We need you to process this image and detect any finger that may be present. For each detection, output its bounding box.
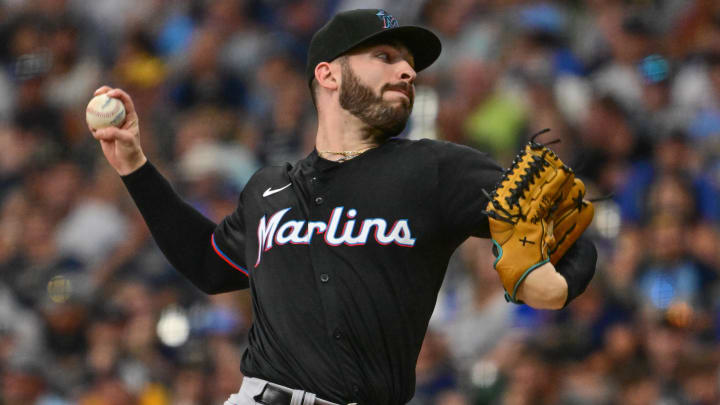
[92,127,118,141]
[86,119,100,134]
[94,86,113,96]
[105,88,137,117]
[93,127,134,143]
[99,139,114,148]
[122,117,139,131]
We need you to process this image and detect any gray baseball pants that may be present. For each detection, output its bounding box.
[223,377,353,405]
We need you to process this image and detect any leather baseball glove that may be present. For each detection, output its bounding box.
[483,130,575,303]
[547,177,595,265]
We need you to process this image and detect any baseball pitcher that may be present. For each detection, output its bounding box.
[89,9,597,405]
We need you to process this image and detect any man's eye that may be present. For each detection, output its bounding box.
[376,52,389,60]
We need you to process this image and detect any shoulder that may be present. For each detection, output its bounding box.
[243,164,291,194]
[381,138,485,157]
[389,138,499,169]
[392,138,492,156]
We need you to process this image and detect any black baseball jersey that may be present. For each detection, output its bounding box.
[211,138,504,404]
[123,137,595,404]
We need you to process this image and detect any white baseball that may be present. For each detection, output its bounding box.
[86,94,126,130]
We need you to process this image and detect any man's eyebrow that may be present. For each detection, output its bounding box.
[381,43,415,67]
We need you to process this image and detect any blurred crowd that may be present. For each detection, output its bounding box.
[0,0,719,404]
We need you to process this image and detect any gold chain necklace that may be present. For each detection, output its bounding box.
[318,146,375,162]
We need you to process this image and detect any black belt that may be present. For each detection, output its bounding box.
[256,383,341,405]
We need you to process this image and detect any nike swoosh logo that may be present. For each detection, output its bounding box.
[262,183,292,198]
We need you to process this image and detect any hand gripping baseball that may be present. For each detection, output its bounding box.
[88,86,146,176]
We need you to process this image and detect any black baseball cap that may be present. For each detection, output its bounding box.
[306,9,441,84]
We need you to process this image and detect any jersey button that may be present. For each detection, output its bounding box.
[333,329,342,340]
[320,273,330,283]
[314,196,324,205]
[311,176,319,184]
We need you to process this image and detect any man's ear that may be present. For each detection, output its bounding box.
[315,62,339,91]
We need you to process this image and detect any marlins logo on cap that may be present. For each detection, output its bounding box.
[376,10,399,29]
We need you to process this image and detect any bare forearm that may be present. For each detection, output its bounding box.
[517,237,597,309]
[517,262,567,309]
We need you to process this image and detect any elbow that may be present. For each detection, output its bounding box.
[180,277,222,295]
[197,276,250,295]
[198,284,224,295]
[196,280,242,295]
[188,250,250,294]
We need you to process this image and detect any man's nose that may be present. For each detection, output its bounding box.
[398,60,416,84]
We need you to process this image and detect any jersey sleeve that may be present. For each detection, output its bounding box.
[556,235,597,307]
[434,141,504,239]
[211,192,250,277]
[121,161,249,293]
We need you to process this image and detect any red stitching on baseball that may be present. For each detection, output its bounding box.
[87,101,122,119]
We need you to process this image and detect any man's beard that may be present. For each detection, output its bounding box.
[338,60,413,140]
